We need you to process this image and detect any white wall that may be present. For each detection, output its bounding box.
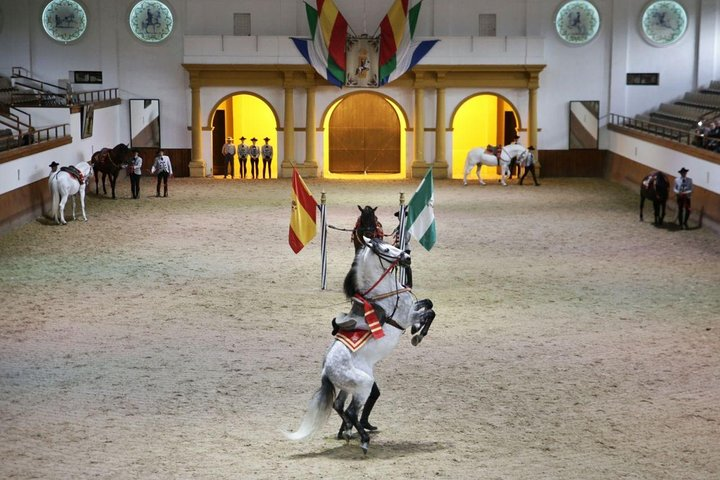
[1,0,719,182]
[0,105,120,196]
[609,130,720,194]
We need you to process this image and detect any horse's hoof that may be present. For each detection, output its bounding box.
[360,441,369,454]
[342,429,352,442]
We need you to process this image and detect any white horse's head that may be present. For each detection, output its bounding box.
[362,237,411,268]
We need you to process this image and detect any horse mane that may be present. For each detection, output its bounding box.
[343,258,359,298]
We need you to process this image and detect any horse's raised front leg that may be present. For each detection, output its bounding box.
[102,173,108,195]
[500,164,508,186]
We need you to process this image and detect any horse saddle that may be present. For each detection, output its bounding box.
[60,166,84,184]
[331,301,388,335]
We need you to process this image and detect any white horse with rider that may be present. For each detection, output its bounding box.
[463,142,530,186]
[284,238,435,454]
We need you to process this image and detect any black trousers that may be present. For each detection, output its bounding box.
[224,154,234,178]
[520,165,539,185]
[130,173,141,198]
[262,158,272,178]
[250,158,259,178]
[156,171,169,196]
[239,157,247,178]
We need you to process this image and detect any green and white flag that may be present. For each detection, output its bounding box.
[405,169,436,251]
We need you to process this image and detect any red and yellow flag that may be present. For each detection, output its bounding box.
[289,168,318,253]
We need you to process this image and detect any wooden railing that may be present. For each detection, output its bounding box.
[9,88,119,107]
[0,124,69,152]
[609,113,694,145]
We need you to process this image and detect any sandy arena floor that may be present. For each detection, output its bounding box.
[0,175,719,479]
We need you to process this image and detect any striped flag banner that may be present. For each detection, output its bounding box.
[405,169,436,251]
[289,168,318,254]
[378,0,438,85]
[291,0,348,87]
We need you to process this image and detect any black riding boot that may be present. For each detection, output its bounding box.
[164,185,168,197]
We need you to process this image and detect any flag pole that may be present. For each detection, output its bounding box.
[319,191,328,290]
[397,191,407,285]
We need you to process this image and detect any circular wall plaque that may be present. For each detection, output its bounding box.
[129,0,174,43]
[640,1,687,47]
[42,0,87,43]
[555,0,601,46]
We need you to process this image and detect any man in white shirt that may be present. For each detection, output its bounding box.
[673,167,693,229]
[151,150,173,197]
[238,136,248,179]
[261,137,273,179]
[221,137,236,179]
[129,149,143,199]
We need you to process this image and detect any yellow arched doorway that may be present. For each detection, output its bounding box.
[451,94,519,180]
[211,93,278,179]
[322,93,407,179]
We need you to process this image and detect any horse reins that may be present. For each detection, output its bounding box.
[357,245,412,331]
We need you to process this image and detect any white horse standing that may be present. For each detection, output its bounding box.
[49,161,94,225]
[463,143,530,186]
[284,238,435,454]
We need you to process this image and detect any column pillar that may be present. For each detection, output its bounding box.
[412,86,425,178]
[280,86,295,178]
[433,87,448,178]
[188,74,206,177]
[302,86,318,177]
[528,85,539,175]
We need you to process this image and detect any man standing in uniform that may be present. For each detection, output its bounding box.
[221,136,236,179]
[261,137,273,179]
[674,167,693,229]
[249,137,260,179]
[238,136,248,179]
[151,149,173,197]
[519,146,540,186]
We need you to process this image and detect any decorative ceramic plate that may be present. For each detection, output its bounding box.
[42,0,87,43]
[555,0,601,46]
[640,0,687,46]
[129,0,174,43]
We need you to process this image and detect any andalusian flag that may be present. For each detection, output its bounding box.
[289,168,318,253]
[378,0,438,85]
[405,169,436,251]
[291,0,348,87]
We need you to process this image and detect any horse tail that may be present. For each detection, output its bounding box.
[283,375,335,441]
[50,174,60,220]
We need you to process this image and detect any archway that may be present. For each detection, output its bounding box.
[451,94,520,180]
[322,92,407,179]
[210,93,278,179]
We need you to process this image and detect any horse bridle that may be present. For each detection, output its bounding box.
[357,241,412,331]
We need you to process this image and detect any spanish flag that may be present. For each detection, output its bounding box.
[289,168,318,253]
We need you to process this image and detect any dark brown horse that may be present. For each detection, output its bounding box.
[640,171,669,226]
[92,144,132,199]
[351,205,385,251]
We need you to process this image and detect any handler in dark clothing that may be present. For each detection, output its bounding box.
[519,146,540,186]
[674,167,693,229]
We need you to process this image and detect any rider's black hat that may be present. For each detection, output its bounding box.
[49,161,59,168]
[678,167,689,174]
